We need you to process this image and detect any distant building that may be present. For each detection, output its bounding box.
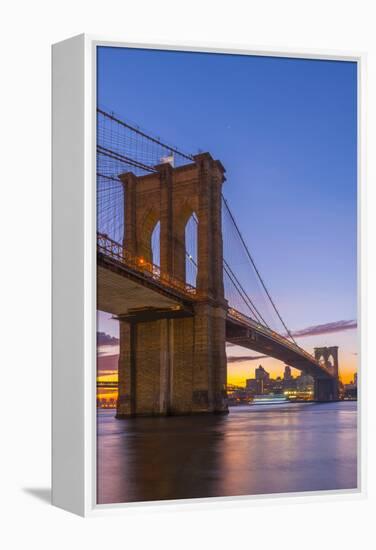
[343,373,357,400]
[270,376,283,394]
[255,365,269,381]
[297,372,314,392]
[284,365,292,380]
[283,377,297,391]
[245,364,312,397]
[245,378,259,393]
[282,366,297,391]
[246,365,269,395]
[255,365,270,394]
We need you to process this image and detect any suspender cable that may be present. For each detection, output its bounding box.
[97,107,297,345]
[223,259,270,327]
[222,195,297,345]
[98,109,194,162]
[190,214,267,326]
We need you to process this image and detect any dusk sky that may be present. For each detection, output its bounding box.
[97,47,357,386]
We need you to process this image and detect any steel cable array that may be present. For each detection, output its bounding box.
[97,107,295,342]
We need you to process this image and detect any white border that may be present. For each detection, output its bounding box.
[52,34,366,517]
[52,35,87,516]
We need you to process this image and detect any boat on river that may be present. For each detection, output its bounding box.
[251,394,290,405]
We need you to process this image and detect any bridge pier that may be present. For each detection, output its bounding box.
[313,346,340,402]
[116,152,228,417]
[116,304,228,417]
[314,377,339,402]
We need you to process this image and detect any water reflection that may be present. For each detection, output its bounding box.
[97,401,357,504]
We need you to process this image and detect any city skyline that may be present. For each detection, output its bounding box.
[97,47,357,386]
[96,316,357,398]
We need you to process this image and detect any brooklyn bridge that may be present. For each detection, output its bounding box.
[96,108,339,417]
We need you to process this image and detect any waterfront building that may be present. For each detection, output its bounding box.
[284,365,292,380]
[297,372,314,392]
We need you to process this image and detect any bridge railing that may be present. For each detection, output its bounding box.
[97,233,198,299]
[227,307,329,372]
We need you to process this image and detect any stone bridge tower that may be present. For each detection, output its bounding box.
[313,346,339,401]
[116,153,228,417]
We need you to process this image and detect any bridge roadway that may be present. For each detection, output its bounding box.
[97,235,333,382]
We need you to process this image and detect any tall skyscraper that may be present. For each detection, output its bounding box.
[255,365,269,381]
[284,365,292,380]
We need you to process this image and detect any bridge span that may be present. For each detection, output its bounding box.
[98,232,338,414]
[96,109,339,416]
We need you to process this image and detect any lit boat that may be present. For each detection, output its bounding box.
[251,394,289,405]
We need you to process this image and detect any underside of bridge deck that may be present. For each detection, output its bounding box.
[226,319,326,378]
[97,255,190,315]
[226,318,339,401]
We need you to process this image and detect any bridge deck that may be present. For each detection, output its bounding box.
[97,237,333,381]
[226,311,331,379]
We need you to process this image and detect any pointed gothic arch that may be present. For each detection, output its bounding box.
[151,220,161,267]
[185,212,198,287]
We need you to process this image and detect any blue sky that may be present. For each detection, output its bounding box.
[97,47,357,382]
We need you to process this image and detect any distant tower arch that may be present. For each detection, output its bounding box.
[313,346,339,401]
[314,346,339,378]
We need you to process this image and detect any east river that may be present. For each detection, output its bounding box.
[97,401,357,504]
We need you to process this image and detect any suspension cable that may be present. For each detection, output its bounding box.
[223,259,270,327]
[97,108,296,344]
[97,145,156,173]
[190,214,268,326]
[98,108,194,162]
[222,196,297,345]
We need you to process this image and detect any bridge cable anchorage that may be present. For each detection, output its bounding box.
[221,195,298,346]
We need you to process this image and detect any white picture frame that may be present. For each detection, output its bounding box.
[52,34,366,517]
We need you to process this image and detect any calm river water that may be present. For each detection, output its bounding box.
[97,401,357,504]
